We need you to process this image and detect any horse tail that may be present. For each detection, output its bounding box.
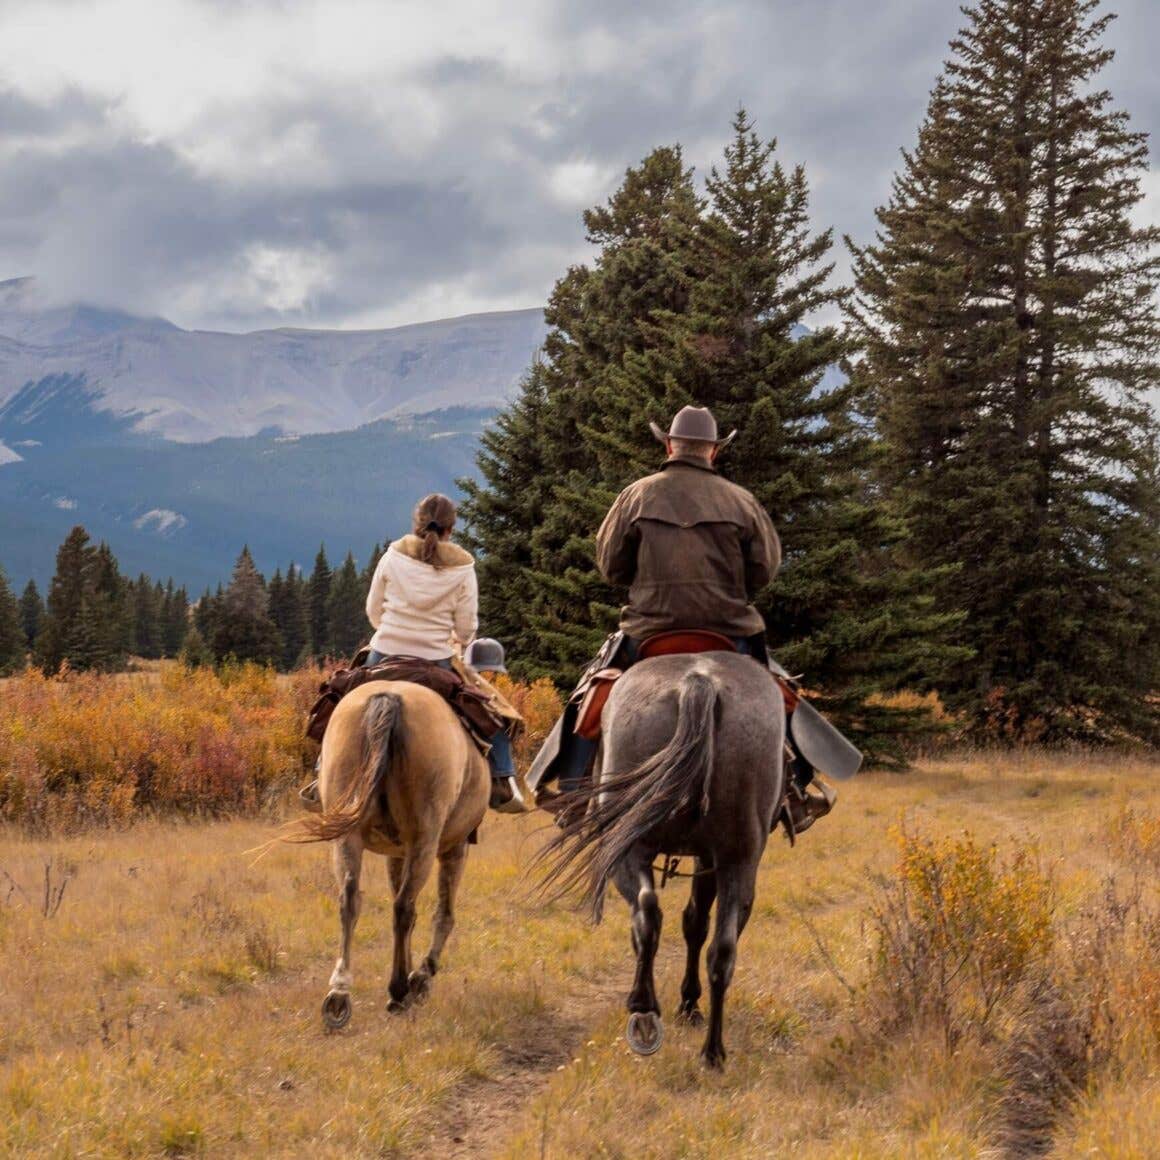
[537,669,718,919]
[283,691,406,845]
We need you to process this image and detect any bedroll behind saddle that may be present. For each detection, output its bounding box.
[306,651,506,753]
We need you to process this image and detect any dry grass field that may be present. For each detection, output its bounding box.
[2,745,1158,1158]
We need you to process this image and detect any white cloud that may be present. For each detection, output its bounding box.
[0,0,1155,332]
[546,159,619,208]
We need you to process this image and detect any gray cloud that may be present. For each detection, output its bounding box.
[0,0,1155,332]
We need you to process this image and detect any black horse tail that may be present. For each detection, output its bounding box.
[537,670,718,920]
[284,691,406,845]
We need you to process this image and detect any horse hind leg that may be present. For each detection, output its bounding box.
[615,849,664,1056]
[412,841,468,997]
[322,837,363,1030]
[387,841,438,1012]
[701,861,757,1069]
[676,860,716,1026]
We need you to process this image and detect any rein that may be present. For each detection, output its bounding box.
[653,855,714,888]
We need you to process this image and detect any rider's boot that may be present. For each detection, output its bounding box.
[487,727,527,814]
[780,736,835,837]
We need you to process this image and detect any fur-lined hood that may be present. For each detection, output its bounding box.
[390,534,475,569]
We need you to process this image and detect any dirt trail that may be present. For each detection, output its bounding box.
[423,982,621,1159]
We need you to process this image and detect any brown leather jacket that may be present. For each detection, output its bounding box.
[595,455,781,639]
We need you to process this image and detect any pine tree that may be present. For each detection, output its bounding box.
[459,361,563,673]
[848,0,1160,742]
[326,552,366,660]
[462,146,703,682]
[360,544,383,593]
[18,580,44,650]
[36,526,96,672]
[0,567,23,674]
[129,574,163,659]
[211,546,281,666]
[179,624,213,668]
[307,545,332,659]
[268,565,310,670]
[88,542,130,671]
[160,580,190,657]
[193,585,223,646]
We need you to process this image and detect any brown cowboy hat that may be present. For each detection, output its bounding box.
[649,405,737,449]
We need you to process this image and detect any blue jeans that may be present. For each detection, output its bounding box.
[366,650,513,779]
[557,635,756,790]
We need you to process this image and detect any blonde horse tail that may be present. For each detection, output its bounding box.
[284,691,406,845]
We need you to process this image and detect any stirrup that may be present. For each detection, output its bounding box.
[778,778,835,842]
[490,776,528,814]
[298,779,322,813]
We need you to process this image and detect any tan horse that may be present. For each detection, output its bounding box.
[285,680,489,1029]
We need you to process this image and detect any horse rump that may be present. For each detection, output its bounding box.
[285,690,406,845]
[535,669,718,918]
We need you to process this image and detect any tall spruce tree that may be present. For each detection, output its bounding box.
[269,564,310,670]
[462,146,703,680]
[326,552,366,659]
[19,579,44,650]
[129,574,163,659]
[160,580,190,657]
[848,0,1160,742]
[360,544,383,593]
[459,360,562,668]
[0,568,23,674]
[581,111,964,747]
[307,545,333,658]
[211,547,281,666]
[464,116,960,751]
[36,526,96,672]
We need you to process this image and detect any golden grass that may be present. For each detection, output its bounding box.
[1,750,1157,1157]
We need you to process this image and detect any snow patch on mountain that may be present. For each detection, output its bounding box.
[134,509,188,535]
[0,279,547,443]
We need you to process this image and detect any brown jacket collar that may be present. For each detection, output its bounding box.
[392,534,474,568]
[661,454,718,474]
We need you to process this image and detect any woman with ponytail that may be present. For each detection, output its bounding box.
[363,493,523,812]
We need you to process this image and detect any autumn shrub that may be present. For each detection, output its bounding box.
[0,662,558,830]
[0,662,322,831]
[866,823,1056,1047]
[490,674,563,771]
[1106,804,1160,870]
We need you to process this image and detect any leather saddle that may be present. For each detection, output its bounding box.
[574,630,738,741]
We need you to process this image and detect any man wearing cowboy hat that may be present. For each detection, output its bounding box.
[528,404,842,834]
[597,406,777,643]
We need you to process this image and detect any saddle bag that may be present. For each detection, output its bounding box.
[305,654,506,753]
[574,669,623,741]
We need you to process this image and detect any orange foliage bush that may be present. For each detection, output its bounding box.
[0,663,560,829]
[490,674,563,771]
[0,662,322,831]
[868,823,1055,1045]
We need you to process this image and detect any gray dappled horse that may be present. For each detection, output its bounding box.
[538,650,785,1068]
[284,681,490,1030]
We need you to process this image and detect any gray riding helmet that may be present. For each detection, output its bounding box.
[465,637,507,673]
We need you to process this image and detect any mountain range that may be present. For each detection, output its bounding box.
[0,280,546,590]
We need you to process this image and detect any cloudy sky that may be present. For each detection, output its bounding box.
[1,0,1157,333]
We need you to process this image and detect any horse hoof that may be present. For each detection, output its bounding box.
[676,1004,704,1027]
[625,1012,664,1056]
[700,1048,726,1070]
[321,990,352,1031]
[407,970,431,1003]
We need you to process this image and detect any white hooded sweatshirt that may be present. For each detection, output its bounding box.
[365,535,478,660]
